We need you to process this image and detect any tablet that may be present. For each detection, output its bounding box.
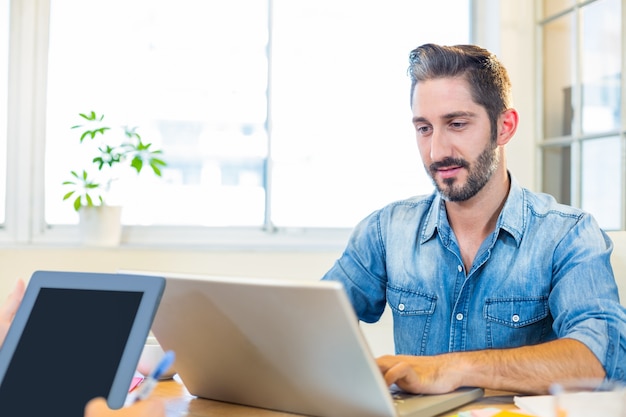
[0,271,165,417]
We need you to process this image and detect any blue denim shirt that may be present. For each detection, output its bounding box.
[322,176,626,382]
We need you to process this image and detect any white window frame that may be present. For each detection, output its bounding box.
[3,0,49,245]
[535,0,626,232]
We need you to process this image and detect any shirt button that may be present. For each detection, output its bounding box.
[456,313,464,321]
[512,314,520,323]
[457,265,463,272]
[398,303,405,311]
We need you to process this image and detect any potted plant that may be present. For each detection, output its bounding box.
[62,111,166,246]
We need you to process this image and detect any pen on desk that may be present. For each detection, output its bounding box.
[133,350,176,403]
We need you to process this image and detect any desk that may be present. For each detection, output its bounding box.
[153,377,522,417]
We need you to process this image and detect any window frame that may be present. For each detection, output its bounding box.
[535,0,626,231]
[3,0,50,245]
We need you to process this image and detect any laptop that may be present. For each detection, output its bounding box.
[144,272,483,417]
[0,271,165,417]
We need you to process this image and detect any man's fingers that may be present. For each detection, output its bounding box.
[383,361,414,386]
[377,356,423,392]
[0,279,25,321]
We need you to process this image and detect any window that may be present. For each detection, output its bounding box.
[45,0,270,227]
[44,1,469,229]
[538,0,625,230]
[7,1,471,246]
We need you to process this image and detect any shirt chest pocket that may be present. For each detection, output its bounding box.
[483,297,553,348]
[387,287,437,316]
[387,287,437,355]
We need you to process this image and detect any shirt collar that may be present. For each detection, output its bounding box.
[420,173,525,247]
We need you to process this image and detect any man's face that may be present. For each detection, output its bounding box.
[411,77,499,202]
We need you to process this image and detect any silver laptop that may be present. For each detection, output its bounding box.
[147,272,483,417]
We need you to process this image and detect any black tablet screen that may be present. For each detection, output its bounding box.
[0,288,142,417]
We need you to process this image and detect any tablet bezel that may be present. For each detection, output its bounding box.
[0,270,165,409]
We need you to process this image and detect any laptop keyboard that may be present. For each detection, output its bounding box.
[390,388,424,403]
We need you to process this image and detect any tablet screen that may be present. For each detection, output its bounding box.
[0,271,164,417]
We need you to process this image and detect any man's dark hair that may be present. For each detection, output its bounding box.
[408,44,513,139]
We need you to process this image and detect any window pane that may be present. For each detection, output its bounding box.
[542,145,572,205]
[543,13,575,138]
[581,137,622,230]
[580,0,621,135]
[0,0,8,224]
[270,0,469,227]
[45,0,269,226]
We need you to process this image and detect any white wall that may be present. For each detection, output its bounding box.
[0,248,341,296]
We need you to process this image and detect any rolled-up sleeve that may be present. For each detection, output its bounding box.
[550,215,626,382]
[322,210,388,323]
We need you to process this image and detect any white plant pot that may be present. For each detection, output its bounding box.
[78,206,122,247]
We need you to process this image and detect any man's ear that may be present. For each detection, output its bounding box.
[497,108,519,146]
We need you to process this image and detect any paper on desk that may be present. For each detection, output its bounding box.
[513,395,555,417]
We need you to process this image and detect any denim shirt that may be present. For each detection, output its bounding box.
[322,176,626,382]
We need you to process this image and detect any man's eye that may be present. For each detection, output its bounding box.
[416,126,431,135]
[450,122,466,129]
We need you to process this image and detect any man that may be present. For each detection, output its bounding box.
[322,43,626,395]
[0,279,166,417]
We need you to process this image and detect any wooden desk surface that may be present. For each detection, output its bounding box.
[152,377,521,417]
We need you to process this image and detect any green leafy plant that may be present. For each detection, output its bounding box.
[63,111,167,211]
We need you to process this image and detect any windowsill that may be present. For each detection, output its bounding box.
[0,225,353,252]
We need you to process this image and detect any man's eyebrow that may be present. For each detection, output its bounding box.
[412,111,477,125]
[412,116,429,124]
[441,111,477,120]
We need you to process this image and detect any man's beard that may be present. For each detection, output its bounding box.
[427,140,499,202]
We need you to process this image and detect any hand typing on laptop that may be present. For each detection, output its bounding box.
[375,339,597,395]
[0,278,166,417]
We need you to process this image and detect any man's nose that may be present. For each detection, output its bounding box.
[429,129,452,162]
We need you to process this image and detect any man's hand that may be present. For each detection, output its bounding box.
[0,279,26,348]
[376,354,463,394]
[376,339,606,395]
[84,398,166,417]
